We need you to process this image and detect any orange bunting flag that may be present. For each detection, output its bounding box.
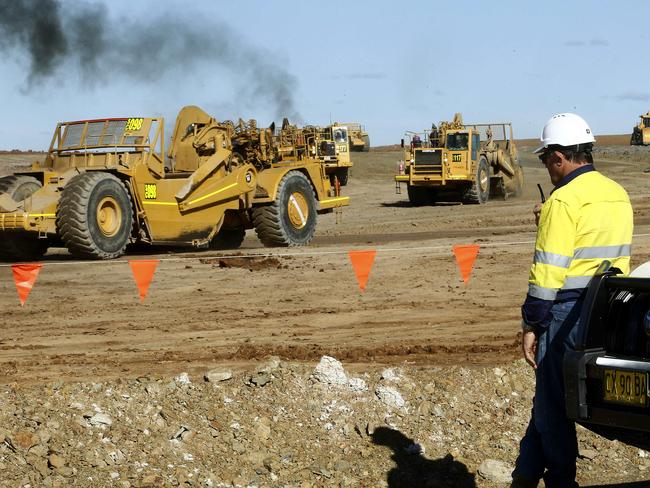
[12,263,43,306]
[129,260,159,302]
[452,244,480,284]
[348,250,377,293]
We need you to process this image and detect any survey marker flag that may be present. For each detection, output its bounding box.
[12,263,42,306]
[129,260,159,302]
[348,250,376,293]
[452,244,480,284]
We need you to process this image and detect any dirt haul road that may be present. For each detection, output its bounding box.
[2,144,650,386]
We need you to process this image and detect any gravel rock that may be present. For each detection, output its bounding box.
[580,448,598,460]
[257,356,282,373]
[48,453,66,469]
[375,385,405,409]
[312,356,348,385]
[174,372,191,385]
[380,368,401,382]
[255,418,271,441]
[348,377,368,392]
[432,403,445,418]
[478,459,513,482]
[89,413,113,427]
[204,370,233,383]
[250,373,271,387]
[11,431,38,450]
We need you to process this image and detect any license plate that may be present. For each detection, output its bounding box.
[603,369,648,407]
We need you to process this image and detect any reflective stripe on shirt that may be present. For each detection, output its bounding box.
[573,244,631,260]
[534,250,572,268]
[561,276,594,290]
[528,284,558,300]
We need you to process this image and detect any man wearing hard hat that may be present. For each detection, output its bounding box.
[511,114,633,488]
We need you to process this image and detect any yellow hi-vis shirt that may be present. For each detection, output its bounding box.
[528,168,633,302]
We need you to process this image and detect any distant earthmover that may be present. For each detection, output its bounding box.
[630,111,650,146]
[300,123,354,186]
[394,113,524,205]
[0,106,349,261]
[339,123,370,152]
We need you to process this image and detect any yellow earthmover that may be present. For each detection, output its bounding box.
[0,106,349,261]
[341,123,370,152]
[631,111,650,145]
[395,114,524,205]
[299,123,354,186]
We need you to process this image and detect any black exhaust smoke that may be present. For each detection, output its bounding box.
[0,0,300,121]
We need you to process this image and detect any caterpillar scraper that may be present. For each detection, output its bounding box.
[630,111,650,146]
[394,113,524,205]
[298,123,353,186]
[0,106,349,261]
[341,123,370,152]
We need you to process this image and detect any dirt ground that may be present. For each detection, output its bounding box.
[2,143,650,487]
[2,144,650,385]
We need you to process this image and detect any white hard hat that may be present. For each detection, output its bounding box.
[533,113,596,154]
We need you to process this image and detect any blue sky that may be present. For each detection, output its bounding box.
[0,0,649,149]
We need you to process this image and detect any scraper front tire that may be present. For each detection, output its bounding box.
[252,171,316,247]
[463,157,490,204]
[57,172,133,259]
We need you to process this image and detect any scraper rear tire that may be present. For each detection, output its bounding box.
[252,171,316,247]
[362,135,370,152]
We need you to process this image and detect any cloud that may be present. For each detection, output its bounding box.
[329,72,386,81]
[564,38,610,47]
[346,72,386,80]
[611,92,650,102]
[590,38,609,46]
[564,40,585,47]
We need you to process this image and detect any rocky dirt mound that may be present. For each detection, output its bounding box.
[1,357,647,487]
[594,145,650,164]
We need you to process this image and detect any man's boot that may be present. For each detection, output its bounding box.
[510,474,538,488]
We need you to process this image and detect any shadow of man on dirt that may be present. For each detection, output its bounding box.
[372,426,476,487]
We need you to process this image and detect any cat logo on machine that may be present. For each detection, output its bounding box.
[452,153,462,163]
[144,183,157,200]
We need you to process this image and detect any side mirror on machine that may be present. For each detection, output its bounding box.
[401,138,404,148]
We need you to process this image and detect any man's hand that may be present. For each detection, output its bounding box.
[533,203,543,227]
[522,330,538,369]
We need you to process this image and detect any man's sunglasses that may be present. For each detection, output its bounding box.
[538,150,555,164]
